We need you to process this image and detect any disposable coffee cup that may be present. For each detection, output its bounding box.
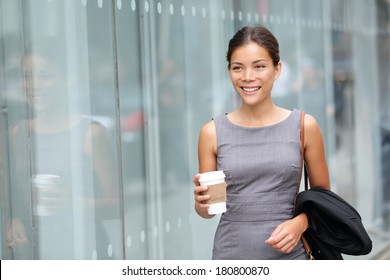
[198,171,227,215]
[32,174,61,216]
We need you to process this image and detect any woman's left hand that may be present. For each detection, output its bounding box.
[265,213,308,254]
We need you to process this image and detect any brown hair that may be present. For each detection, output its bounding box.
[226,25,280,68]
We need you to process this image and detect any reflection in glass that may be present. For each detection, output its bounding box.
[8,37,120,259]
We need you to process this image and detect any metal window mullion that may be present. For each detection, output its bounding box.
[110,0,126,260]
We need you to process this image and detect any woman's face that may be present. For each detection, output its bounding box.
[229,42,281,106]
[24,54,60,112]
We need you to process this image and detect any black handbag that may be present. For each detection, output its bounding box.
[295,111,372,260]
[300,223,343,260]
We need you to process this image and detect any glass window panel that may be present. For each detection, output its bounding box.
[154,0,192,259]
[0,0,32,260]
[84,0,124,260]
[377,0,390,232]
[2,0,123,259]
[115,0,148,259]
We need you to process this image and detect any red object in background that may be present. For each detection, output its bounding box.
[123,111,144,131]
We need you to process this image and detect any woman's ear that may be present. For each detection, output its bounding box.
[273,61,282,81]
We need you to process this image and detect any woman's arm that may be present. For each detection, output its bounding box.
[266,114,331,253]
[194,120,218,219]
[84,122,119,218]
[303,114,331,190]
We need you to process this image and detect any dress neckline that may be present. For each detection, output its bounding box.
[223,108,297,130]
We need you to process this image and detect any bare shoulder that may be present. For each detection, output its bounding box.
[86,121,108,137]
[199,119,216,138]
[198,119,217,158]
[303,113,324,148]
[304,113,321,134]
[84,120,111,155]
[302,113,330,189]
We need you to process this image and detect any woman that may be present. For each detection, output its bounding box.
[7,38,119,259]
[193,25,331,260]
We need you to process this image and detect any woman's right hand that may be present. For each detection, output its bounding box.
[193,173,214,218]
[7,218,28,248]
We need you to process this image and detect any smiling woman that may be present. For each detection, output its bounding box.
[23,39,67,117]
[228,42,281,108]
[193,25,331,260]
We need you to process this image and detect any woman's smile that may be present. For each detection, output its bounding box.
[241,86,261,95]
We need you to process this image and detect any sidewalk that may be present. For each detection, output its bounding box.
[343,226,390,260]
[374,245,390,259]
[368,227,390,260]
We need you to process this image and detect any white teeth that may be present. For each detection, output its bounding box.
[243,87,259,92]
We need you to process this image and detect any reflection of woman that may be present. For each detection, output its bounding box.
[193,25,331,260]
[8,38,119,259]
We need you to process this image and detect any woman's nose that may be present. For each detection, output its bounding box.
[32,73,54,89]
[243,69,255,81]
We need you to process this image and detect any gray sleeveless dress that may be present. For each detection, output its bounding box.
[11,118,112,259]
[212,109,308,260]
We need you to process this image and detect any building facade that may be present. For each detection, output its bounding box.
[0,0,389,259]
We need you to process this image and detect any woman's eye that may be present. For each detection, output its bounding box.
[255,65,265,69]
[232,66,242,71]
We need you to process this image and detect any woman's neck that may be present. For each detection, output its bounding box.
[231,103,290,127]
[31,112,81,133]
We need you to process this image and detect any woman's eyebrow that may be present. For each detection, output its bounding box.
[252,59,267,64]
[231,59,267,65]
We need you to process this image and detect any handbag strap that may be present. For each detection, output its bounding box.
[295,110,307,203]
[301,111,309,190]
[296,110,314,259]
[300,111,310,190]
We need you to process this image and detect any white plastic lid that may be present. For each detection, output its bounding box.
[198,170,225,184]
[32,174,60,185]
[207,202,227,215]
